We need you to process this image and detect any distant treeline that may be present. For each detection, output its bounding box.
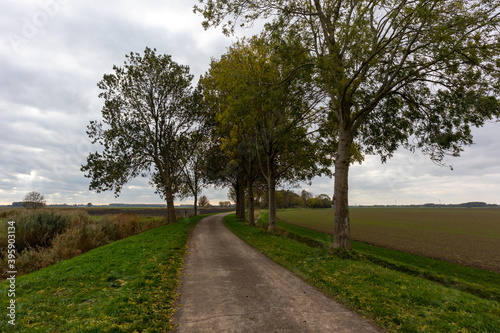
[9,202,168,208]
[254,190,333,209]
[358,202,498,208]
[6,200,497,209]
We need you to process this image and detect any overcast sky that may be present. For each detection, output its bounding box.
[1,0,499,206]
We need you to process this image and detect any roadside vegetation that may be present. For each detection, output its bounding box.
[0,209,170,280]
[224,213,500,332]
[0,213,205,332]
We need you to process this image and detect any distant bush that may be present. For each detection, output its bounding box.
[113,213,140,238]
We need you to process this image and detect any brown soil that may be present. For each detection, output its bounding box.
[84,207,234,217]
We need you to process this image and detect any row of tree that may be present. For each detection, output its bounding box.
[82,1,500,250]
[81,43,332,229]
[237,189,333,209]
[275,191,333,209]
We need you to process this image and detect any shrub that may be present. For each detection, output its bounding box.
[13,210,72,250]
[99,218,121,242]
[15,247,55,274]
[0,209,21,219]
[51,223,109,260]
[50,213,142,260]
[111,213,140,238]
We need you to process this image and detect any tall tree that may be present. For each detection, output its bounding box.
[300,189,312,207]
[195,0,500,248]
[199,48,257,222]
[178,130,209,216]
[81,48,199,222]
[200,35,331,230]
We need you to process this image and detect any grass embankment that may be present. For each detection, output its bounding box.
[0,210,172,279]
[0,214,207,332]
[225,214,500,332]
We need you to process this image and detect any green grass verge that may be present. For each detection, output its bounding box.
[276,219,500,302]
[225,214,500,333]
[0,214,208,332]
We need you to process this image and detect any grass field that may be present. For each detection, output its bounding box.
[225,214,500,332]
[0,214,206,332]
[277,207,500,272]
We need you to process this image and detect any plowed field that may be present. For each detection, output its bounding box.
[277,208,500,272]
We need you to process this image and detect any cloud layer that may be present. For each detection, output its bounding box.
[1,0,499,205]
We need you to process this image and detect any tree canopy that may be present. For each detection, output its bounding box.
[81,48,200,222]
[195,0,500,248]
[23,191,46,209]
[199,35,332,229]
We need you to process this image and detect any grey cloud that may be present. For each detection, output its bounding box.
[1,1,499,205]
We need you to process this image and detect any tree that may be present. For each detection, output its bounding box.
[300,189,312,207]
[290,196,303,208]
[81,48,199,223]
[276,191,285,209]
[22,191,46,209]
[306,197,323,208]
[200,35,331,230]
[199,39,259,223]
[178,129,209,216]
[203,132,248,220]
[280,190,301,208]
[317,194,333,208]
[198,62,250,221]
[198,195,211,207]
[195,0,500,249]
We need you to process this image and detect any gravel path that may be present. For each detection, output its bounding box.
[174,213,382,332]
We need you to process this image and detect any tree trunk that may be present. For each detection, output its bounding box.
[267,160,277,232]
[165,187,177,223]
[235,176,246,220]
[194,194,198,216]
[333,126,353,250]
[247,176,255,226]
[160,170,177,223]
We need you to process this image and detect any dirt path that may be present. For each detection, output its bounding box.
[174,213,382,332]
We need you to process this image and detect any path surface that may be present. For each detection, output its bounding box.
[174,213,382,332]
